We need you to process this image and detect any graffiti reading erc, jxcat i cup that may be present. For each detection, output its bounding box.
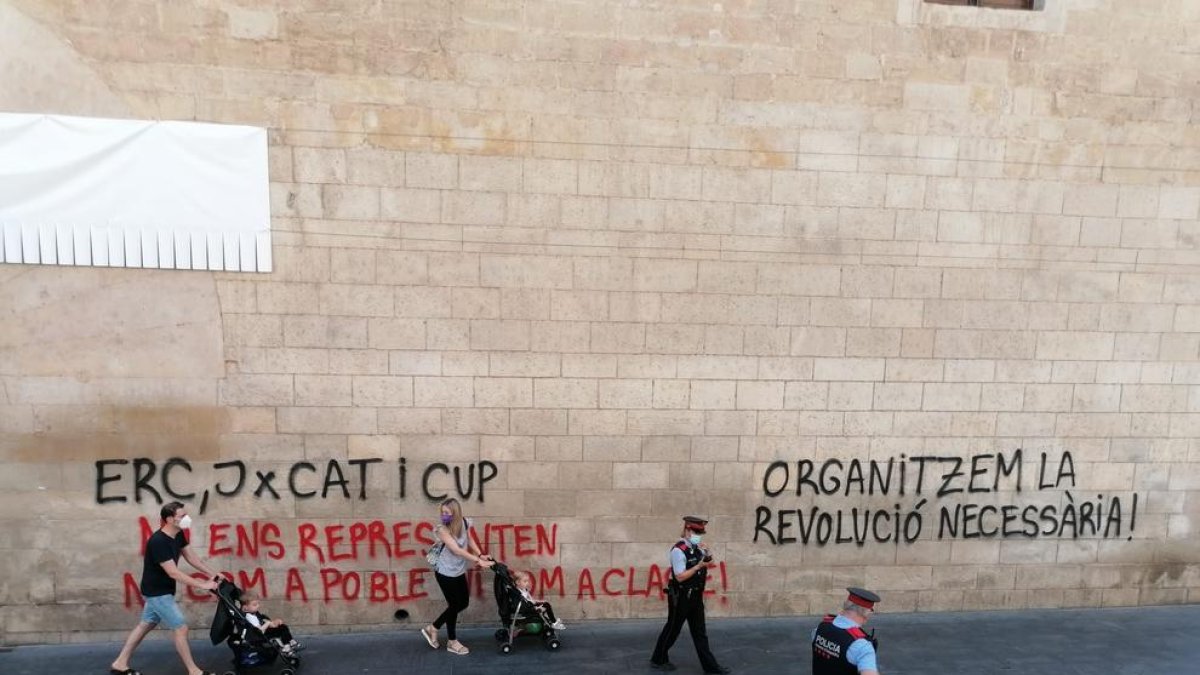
[95,457,498,513]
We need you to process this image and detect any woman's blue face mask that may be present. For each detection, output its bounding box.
[688,534,703,545]
[441,513,454,525]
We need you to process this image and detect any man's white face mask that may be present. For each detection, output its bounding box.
[178,514,193,530]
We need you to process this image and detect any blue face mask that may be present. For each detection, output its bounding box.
[688,534,703,546]
[441,514,453,525]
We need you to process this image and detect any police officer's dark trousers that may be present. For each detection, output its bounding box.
[651,587,720,671]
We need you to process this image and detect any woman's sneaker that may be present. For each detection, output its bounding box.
[550,619,566,630]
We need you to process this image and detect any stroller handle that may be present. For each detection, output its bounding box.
[212,576,239,600]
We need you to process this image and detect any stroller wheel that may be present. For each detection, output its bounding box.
[500,643,513,655]
[281,670,295,675]
[546,638,561,651]
[494,629,508,642]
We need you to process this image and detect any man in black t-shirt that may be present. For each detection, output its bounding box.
[110,501,221,675]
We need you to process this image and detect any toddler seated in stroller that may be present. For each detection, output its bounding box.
[241,592,304,657]
[209,579,303,673]
[491,562,565,654]
[514,570,566,631]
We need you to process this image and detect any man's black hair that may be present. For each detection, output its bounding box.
[161,501,185,521]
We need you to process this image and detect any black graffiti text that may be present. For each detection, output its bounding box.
[761,450,1075,498]
[96,457,383,514]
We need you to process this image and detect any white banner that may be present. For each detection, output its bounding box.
[0,113,271,272]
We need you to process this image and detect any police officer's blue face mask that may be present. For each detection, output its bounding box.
[688,534,703,546]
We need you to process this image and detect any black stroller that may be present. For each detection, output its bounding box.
[209,579,301,674]
[490,561,562,655]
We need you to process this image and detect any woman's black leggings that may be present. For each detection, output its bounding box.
[433,572,470,640]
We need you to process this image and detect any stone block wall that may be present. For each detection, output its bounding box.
[1,0,1199,643]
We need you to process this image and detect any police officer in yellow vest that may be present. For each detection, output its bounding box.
[811,588,881,675]
[649,515,731,673]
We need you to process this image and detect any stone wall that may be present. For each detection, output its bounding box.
[1,0,1199,644]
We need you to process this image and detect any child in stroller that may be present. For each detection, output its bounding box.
[490,562,563,655]
[241,593,303,657]
[209,579,302,674]
[513,570,566,631]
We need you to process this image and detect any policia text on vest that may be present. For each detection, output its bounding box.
[811,588,882,675]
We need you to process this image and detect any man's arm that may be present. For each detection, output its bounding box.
[180,544,219,579]
[160,559,217,591]
[847,638,880,675]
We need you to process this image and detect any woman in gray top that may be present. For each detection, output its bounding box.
[420,498,493,656]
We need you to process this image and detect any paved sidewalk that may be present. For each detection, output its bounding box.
[1,605,1195,674]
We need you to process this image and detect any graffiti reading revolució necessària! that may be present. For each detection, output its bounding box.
[754,449,1140,546]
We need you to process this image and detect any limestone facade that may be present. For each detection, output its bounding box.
[1,0,1199,643]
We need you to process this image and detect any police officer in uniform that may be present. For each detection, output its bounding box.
[649,515,731,674]
[811,588,881,675]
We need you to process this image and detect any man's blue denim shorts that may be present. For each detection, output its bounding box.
[141,593,187,629]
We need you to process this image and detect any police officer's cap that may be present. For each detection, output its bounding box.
[682,515,708,533]
[846,587,880,610]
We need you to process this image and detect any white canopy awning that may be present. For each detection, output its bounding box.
[0,113,271,272]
